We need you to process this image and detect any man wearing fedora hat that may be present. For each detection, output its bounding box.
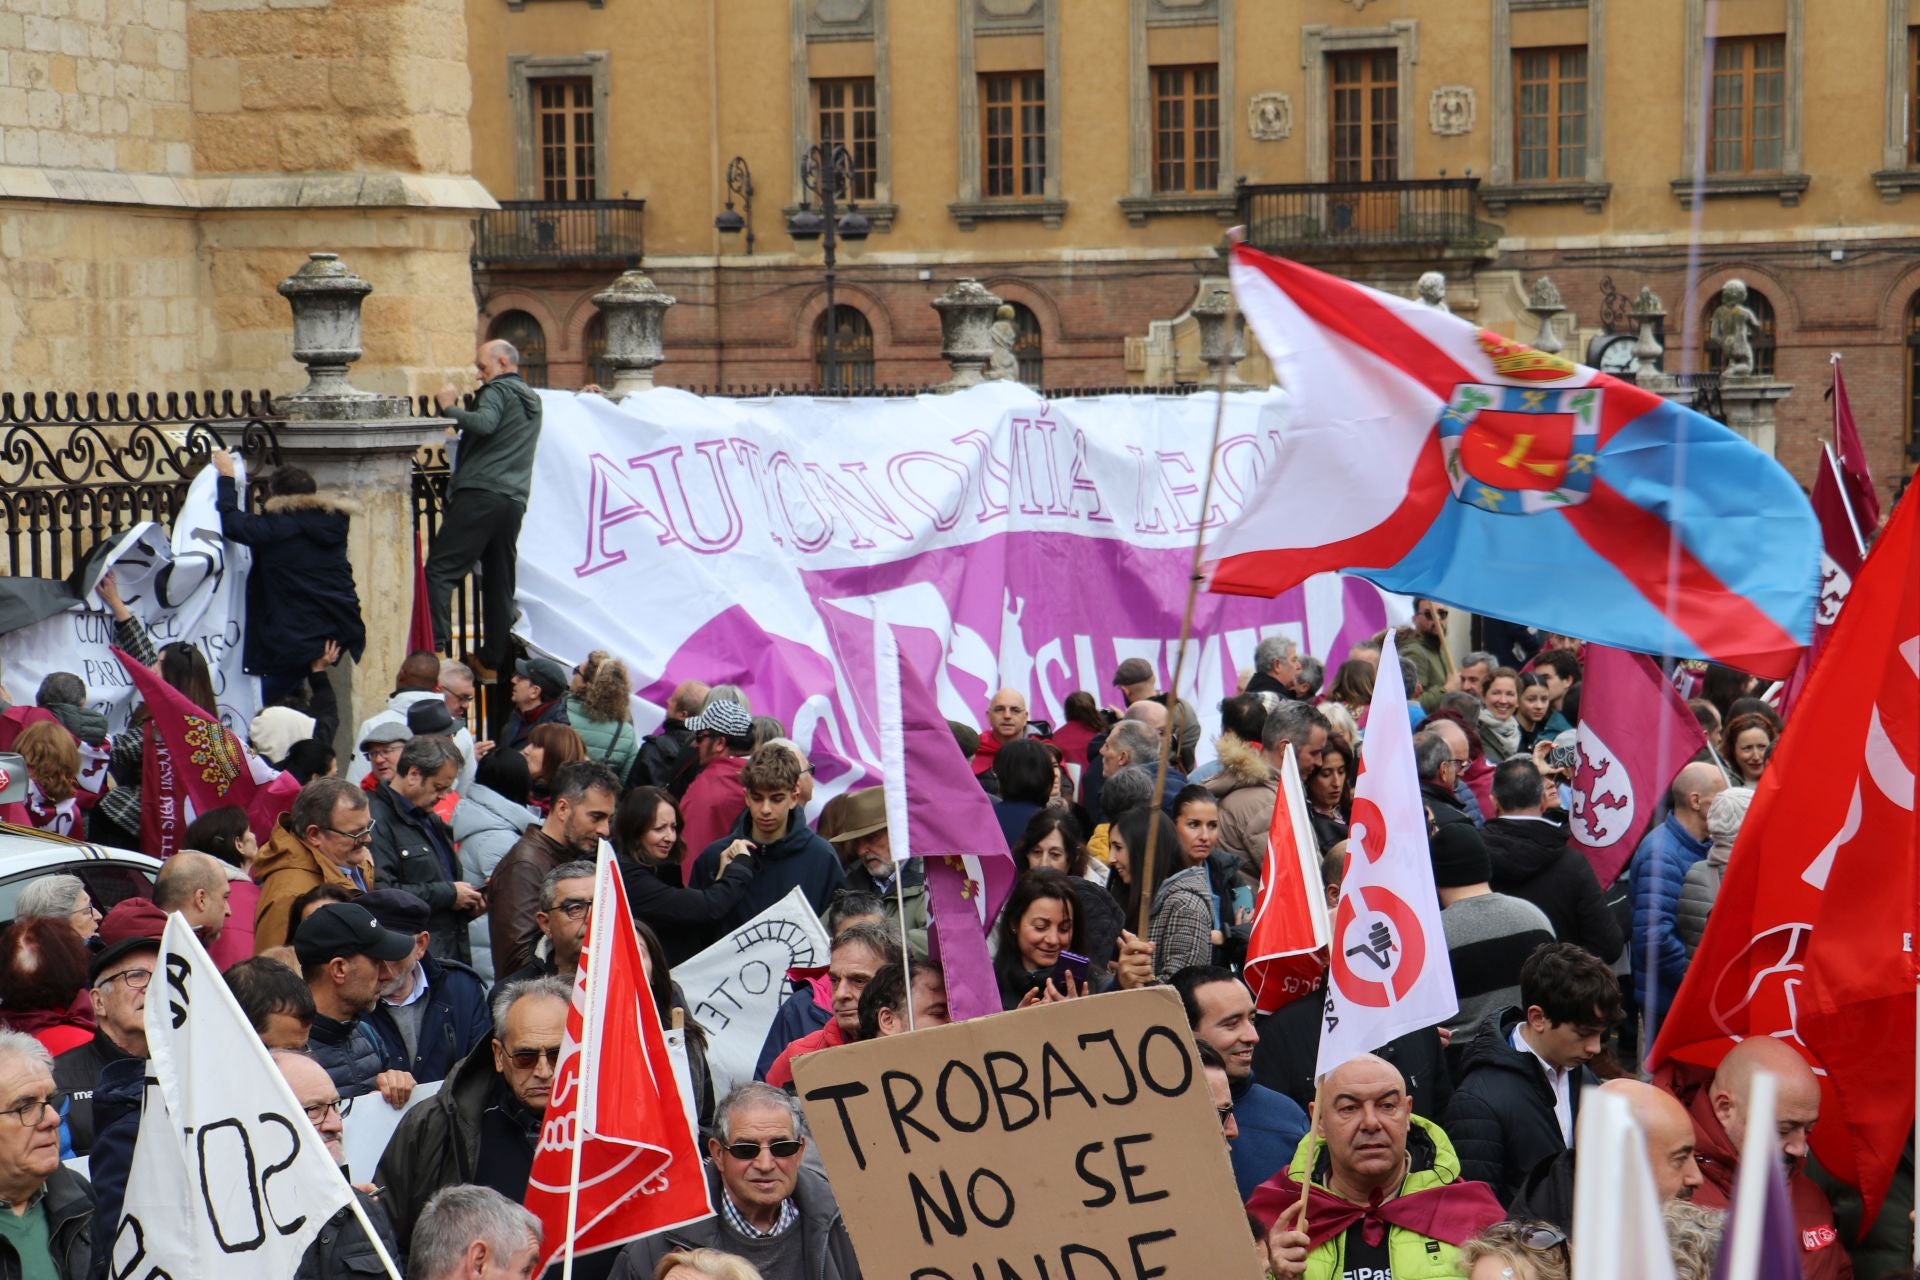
[827,788,926,952]
[501,658,571,754]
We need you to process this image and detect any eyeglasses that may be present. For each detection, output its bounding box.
[445,692,474,711]
[303,1097,352,1123]
[722,1139,804,1161]
[1516,1226,1566,1252]
[1214,1104,1234,1130]
[552,898,592,922]
[322,821,376,845]
[506,1045,563,1069]
[0,1092,64,1127]
[98,967,153,992]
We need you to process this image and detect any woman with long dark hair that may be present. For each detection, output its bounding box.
[992,868,1085,1009]
[1109,806,1211,979]
[992,738,1057,846]
[182,803,262,968]
[525,722,586,817]
[1720,712,1777,786]
[1013,808,1122,971]
[614,785,757,965]
[451,749,541,980]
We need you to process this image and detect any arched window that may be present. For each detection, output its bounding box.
[814,304,875,391]
[1907,294,1920,462]
[488,310,548,387]
[1008,302,1043,385]
[583,313,613,390]
[1700,285,1776,379]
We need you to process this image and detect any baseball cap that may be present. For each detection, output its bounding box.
[358,714,411,751]
[1111,657,1154,688]
[90,898,169,984]
[356,888,432,936]
[514,657,570,702]
[406,699,457,737]
[684,699,752,740]
[293,902,417,967]
[0,754,25,805]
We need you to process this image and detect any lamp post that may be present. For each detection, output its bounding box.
[714,156,755,256]
[788,142,869,393]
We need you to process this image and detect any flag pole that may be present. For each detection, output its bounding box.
[563,862,609,1280]
[896,872,915,1030]
[1825,442,1868,562]
[1137,255,1238,937]
[347,1190,405,1280]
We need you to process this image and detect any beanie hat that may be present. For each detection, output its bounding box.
[1707,785,1755,855]
[249,705,316,765]
[1429,821,1491,890]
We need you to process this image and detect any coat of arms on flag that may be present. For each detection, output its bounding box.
[1438,378,1600,515]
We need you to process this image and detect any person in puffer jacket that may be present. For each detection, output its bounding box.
[1629,762,1727,1034]
[1676,785,1753,956]
[297,903,419,1101]
[566,650,640,778]
[450,751,539,982]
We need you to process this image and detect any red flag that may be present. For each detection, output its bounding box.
[1244,744,1328,1013]
[1649,488,1918,1227]
[408,531,436,656]
[1830,355,1882,531]
[525,845,712,1272]
[1779,445,1870,715]
[1565,647,1708,886]
[113,648,300,857]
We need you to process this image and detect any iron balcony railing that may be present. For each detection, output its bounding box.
[472,199,645,268]
[1237,177,1485,252]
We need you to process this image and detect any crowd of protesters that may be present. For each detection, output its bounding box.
[0,348,1889,1280]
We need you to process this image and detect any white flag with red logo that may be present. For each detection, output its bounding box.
[525,846,713,1272]
[1315,631,1457,1082]
[1244,744,1329,1014]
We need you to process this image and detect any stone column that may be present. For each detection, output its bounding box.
[1717,377,1793,457]
[591,270,677,399]
[272,252,449,751]
[932,279,1003,391]
[1190,285,1251,388]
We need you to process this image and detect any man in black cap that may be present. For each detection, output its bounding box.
[501,657,570,753]
[361,888,491,1086]
[1109,655,1200,762]
[296,902,420,1104]
[367,734,481,964]
[52,898,167,1154]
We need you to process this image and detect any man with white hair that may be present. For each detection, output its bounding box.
[408,1185,542,1280]
[1246,635,1304,702]
[273,1049,401,1279]
[0,1029,94,1278]
[608,1082,860,1280]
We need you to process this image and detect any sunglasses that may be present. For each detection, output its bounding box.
[722,1139,804,1161]
[506,1046,563,1069]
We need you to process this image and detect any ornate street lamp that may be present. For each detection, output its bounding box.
[714,155,755,256]
[788,142,869,393]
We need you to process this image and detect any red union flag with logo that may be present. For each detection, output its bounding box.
[1651,488,1919,1227]
[1566,647,1708,887]
[1244,744,1330,1014]
[1315,632,1457,1081]
[525,845,713,1271]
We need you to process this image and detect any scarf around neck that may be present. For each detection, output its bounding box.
[1246,1164,1504,1252]
[1478,709,1520,758]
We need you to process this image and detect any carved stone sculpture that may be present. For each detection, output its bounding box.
[985,304,1020,381]
[1525,276,1565,355]
[1429,86,1476,137]
[1248,92,1292,142]
[1708,279,1762,378]
[1415,271,1451,314]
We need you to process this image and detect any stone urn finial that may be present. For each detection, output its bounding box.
[1525,276,1565,356]
[1191,284,1248,387]
[591,270,677,399]
[278,253,375,402]
[1629,285,1667,377]
[932,278,1004,392]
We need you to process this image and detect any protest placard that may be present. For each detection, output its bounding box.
[672,886,833,1095]
[792,987,1252,1280]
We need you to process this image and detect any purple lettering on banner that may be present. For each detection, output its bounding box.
[626,442,746,554]
[949,430,1011,524]
[886,451,973,531]
[804,462,913,550]
[1063,429,1111,523]
[766,451,834,553]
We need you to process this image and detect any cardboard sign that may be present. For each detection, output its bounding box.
[793,988,1253,1280]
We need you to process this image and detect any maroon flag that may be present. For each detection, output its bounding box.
[407,531,436,656]
[1777,445,1867,717]
[1565,646,1708,886]
[1830,354,1881,531]
[114,647,300,856]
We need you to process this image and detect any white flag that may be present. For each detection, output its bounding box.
[1571,1086,1677,1280]
[117,915,361,1277]
[1314,630,1457,1081]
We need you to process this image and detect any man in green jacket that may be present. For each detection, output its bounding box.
[429,339,543,678]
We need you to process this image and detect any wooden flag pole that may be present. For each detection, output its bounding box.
[1137,270,1238,939]
[897,871,915,1030]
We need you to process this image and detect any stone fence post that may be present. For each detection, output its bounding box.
[932,279,1003,391]
[591,270,677,399]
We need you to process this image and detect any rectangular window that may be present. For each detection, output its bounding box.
[981,72,1046,198]
[1151,64,1220,194]
[535,77,596,201]
[815,77,878,201]
[1514,47,1588,182]
[1709,37,1786,175]
[1329,51,1399,182]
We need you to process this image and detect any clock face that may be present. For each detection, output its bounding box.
[1594,334,1638,375]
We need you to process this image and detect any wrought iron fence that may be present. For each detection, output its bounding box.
[472,199,646,268]
[0,391,281,582]
[1237,177,1485,252]
[1668,371,1726,425]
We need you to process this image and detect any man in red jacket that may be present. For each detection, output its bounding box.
[1665,1037,1852,1280]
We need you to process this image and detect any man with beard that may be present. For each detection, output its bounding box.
[298,903,419,1104]
[487,761,618,977]
[360,889,491,1086]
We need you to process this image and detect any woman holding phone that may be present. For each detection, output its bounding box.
[992,868,1086,1009]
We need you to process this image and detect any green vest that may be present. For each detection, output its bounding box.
[1294,1115,1471,1280]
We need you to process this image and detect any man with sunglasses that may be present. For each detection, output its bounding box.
[0,1029,93,1279]
[1404,598,1455,713]
[376,976,574,1267]
[610,1082,861,1280]
[255,776,379,953]
[51,899,167,1156]
[274,1049,403,1280]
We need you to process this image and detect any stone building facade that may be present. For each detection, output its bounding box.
[467,0,1920,502]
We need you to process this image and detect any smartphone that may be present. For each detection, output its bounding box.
[1232,884,1256,918]
[1548,729,1580,774]
[1052,951,1091,989]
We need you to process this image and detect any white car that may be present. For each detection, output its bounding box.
[0,825,161,924]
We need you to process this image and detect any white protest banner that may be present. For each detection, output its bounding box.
[514,385,1400,793]
[116,914,393,1278]
[0,464,259,737]
[671,886,834,1095]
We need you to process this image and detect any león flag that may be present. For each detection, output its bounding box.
[1650,489,1917,1226]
